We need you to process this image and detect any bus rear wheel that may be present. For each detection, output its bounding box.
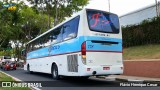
[52,64,60,80]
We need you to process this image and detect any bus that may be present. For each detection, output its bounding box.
[23,8,123,80]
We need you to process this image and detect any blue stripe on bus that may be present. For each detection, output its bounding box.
[27,36,122,59]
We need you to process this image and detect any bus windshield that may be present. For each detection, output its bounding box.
[87,9,120,34]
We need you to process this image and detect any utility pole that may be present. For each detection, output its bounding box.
[108,0,110,12]
[54,0,58,26]
[155,0,159,16]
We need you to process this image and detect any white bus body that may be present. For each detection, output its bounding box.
[24,8,123,79]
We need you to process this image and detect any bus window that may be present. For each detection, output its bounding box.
[63,16,80,41]
[43,34,51,47]
[50,26,63,44]
[87,9,120,33]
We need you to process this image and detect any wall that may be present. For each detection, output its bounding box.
[123,60,160,78]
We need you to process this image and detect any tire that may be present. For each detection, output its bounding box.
[27,64,33,74]
[52,64,60,80]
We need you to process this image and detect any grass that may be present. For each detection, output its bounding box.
[123,44,160,60]
[0,72,14,81]
[0,72,31,90]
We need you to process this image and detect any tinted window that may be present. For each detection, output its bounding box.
[87,9,119,33]
[50,26,63,44]
[63,16,79,41]
[43,33,51,47]
[27,16,79,52]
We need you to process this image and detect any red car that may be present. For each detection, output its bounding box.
[2,62,16,70]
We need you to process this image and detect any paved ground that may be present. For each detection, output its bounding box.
[110,75,160,81]
[0,68,160,90]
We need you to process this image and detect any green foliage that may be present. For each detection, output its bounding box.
[0,1,13,50]
[0,1,49,45]
[122,17,160,47]
[0,48,13,56]
[27,0,89,26]
[0,1,50,59]
[20,5,50,41]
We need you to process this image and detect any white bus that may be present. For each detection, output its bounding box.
[24,8,123,80]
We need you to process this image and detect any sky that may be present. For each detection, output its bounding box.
[0,0,159,16]
[87,0,160,16]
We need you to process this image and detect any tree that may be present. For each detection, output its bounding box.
[11,1,50,60]
[0,1,13,50]
[0,1,50,60]
[27,0,89,26]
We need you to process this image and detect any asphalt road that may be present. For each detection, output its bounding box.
[0,68,160,90]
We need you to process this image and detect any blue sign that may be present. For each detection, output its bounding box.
[2,4,16,8]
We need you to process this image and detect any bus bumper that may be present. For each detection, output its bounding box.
[79,65,123,76]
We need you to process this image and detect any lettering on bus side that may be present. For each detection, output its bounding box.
[88,45,94,49]
[51,45,60,50]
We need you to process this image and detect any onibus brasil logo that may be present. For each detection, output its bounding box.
[2,3,16,11]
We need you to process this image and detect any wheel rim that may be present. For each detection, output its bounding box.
[53,68,57,78]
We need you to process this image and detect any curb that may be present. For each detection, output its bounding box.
[97,76,129,82]
[0,70,41,90]
[97,76,160,83]
[115,78,145,82]
[124,59,160,62]
[115,78,128,82]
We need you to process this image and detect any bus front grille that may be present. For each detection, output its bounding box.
[67,54,78,72]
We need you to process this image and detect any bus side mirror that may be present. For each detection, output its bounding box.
[21,49,26,57]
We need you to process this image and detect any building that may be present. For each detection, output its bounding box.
[120,1,160,26]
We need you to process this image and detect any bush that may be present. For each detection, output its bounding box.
[122,16,160,47]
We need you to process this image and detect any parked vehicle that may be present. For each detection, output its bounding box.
[1,61,16,70]
[0,56,12,62]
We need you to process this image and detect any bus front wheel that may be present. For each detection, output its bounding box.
[52,64,60,80]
